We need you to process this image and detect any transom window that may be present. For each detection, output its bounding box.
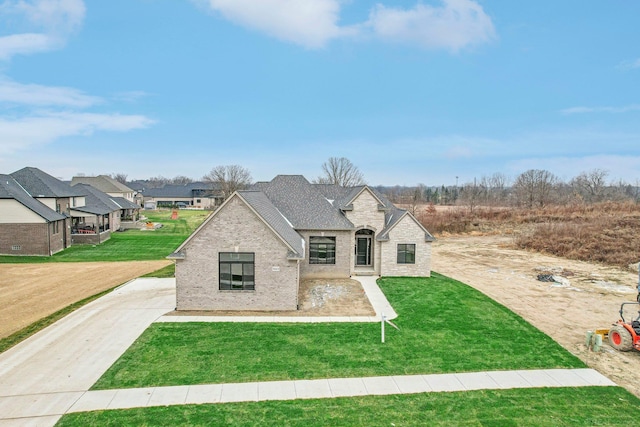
[309,236,336,264]
[397,244,416,264]
[219,252,255,290]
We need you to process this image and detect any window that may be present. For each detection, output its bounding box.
[397,244,416,264]
[11,245,21,251]
[219,252,255,290]
[309,236,336,264]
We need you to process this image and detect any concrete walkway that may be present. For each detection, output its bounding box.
[156,276,397,324]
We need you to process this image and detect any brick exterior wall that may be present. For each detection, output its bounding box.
[344,189,387,275]
[380,215,432,277]
[176,196,299,311]
[0,220,67,256]
[298,230,351,279]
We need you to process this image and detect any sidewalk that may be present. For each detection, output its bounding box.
[67,369,615,413]
[0,368,616,425]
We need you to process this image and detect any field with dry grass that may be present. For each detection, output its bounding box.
[414,201,640,270]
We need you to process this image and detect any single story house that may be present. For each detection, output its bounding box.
[170,175,434,311]
[139,182,223,209]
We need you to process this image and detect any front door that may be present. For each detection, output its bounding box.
[356,236,372,266]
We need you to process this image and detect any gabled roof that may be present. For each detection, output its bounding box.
[11,167,85,198]
[252,175,353,230]
[170,190,305,260]
[378,207,435,242]
[0,174,66,222]
[238,191,305,258]
[71,184,121,215]
[71,175,133,194]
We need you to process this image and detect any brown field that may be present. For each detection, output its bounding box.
[414,201,640,269]
[433,235,640,398]
[0,260,171,339]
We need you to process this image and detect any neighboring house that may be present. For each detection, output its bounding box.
[0,175,68,256]
[139,182,223,209]
[70,175,136,202]
[170,175,434,311]
[6,167,88,255]
[68,184,135,244]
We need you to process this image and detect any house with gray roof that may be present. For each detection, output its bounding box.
[170,175,434,311]
[139,182,223,210]
[0,174,70,255]
[70,175,136,202]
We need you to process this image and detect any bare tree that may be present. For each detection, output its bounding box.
[570,169,609,203]
[314,157,365,187]
[513,169,559,208]
[458,178,486,213]
[170,175,194,185]
[109,173,128,184]
[203,165,252,200]
[405,185,425,215]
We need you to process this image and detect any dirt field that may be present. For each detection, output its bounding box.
[432,235,640,398]
[0,260,171,339]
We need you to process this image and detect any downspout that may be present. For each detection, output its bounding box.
[48,221,52,256]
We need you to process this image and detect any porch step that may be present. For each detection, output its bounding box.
[353,270,378,276]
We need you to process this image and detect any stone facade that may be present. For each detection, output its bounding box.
[344,189,387,275]
[298,230,351,279]
[380,215,431,277]
[176,196,299,311]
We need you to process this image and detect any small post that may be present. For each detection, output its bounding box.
[381,312,385,343]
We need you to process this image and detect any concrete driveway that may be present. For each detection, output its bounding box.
[0,278,175,426]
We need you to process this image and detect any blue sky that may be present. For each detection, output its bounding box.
[1,0,639,186]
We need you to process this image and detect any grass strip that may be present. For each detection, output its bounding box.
[92,274,583,390]
[57,386,640,426]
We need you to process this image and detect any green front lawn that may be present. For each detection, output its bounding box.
[0,210,210,263]
[92,274,584,390]
[57,387,640,426]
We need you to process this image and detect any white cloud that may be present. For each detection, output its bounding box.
[560,105,640,114]
[366,0,496,51]
[0,0,85,60]
[198,0,352,49]
[0,77,100,107]
[0,112,155,155]
[195,0,495,51]
[617,58,640,71]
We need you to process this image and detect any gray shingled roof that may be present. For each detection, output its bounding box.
[11,167,85,198]
[252,175,353,230]
[71,175,133,194]
[238,191,304,258]
[71,184,121,215]
[111,197,139,209]
[0,174,66,222]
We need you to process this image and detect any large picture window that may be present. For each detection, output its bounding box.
[309,236,336,264]
[397,244,416,264]
[219,252,255,290]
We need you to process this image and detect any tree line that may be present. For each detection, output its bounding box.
[386,168,639,213]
